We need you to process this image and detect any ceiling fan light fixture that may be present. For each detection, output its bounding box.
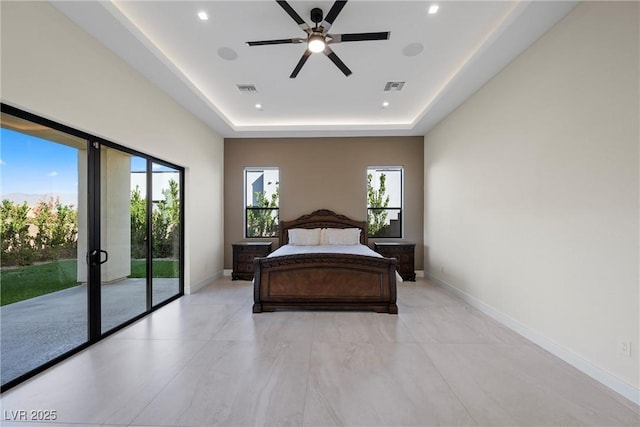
[308,33,326,53]
[246,1,390,77]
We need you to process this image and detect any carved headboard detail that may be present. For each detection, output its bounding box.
[279,209,368,246]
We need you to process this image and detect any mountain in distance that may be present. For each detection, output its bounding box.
[1,193,78,207]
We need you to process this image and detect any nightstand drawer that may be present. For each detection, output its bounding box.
[373,242,416,281]
[232,242,272,280]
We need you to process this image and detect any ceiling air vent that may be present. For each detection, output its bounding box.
[236,84,258,93]
[384,81,405,92]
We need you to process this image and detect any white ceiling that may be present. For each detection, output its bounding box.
[52,1,578,138]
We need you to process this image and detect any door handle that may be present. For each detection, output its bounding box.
[87,250,109,266]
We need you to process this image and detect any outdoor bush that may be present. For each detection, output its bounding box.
[130,178,180,259]
[33,197,78,260]
[1,200,35,265]
[246,188,279,238]
[0,197,78,266]
[1,179,180,267]
[130,185,147,259]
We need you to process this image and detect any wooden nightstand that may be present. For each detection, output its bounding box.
[232,242,272,280]
[373,242,416,281]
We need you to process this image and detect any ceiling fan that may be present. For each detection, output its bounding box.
[246,0,390,78]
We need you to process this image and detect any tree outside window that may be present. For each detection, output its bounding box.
[245,168,279,238]
[367,167,403,238]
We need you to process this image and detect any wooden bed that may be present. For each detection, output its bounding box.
[252,209,398,314]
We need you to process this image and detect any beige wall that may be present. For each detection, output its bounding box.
[424,1,639,401]
[1,1,225,293]
[224,137,424,269]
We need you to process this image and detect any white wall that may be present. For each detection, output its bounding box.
[424,1,639,402]
[1,1,225,293]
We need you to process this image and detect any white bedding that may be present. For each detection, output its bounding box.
[268,244,403,283]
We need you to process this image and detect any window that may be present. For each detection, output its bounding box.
[367,167,403,238]
[245,168,279,237]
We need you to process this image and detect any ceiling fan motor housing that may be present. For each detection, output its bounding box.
[311,8,323,24]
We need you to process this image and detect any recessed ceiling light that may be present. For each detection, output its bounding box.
[255,103,263,110]
[382,101,390,108]
[198,11,208,21]
[428,5,439,15]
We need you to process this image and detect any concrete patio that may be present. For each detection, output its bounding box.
[1,278,179,385]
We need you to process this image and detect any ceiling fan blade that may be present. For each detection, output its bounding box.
[290,49,312,78]
[276,1,311,34]
[321,1,347,34]
[330,32,390,43]
[323,46,352,77]
[247,38,305,46]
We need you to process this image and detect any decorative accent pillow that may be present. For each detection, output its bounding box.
[325,228,361,245]
[288,228,322,245]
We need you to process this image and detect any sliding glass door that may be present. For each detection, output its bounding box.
[0,105,184,390]
[99,148,148,333]
[0,111,88,386]
[151,162,181,306]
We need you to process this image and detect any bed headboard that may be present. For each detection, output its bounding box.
[279,209,368,246]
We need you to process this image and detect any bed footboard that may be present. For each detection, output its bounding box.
[253,253,398,314]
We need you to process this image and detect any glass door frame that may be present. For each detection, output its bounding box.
[0,103,185,392]
[88,137,185,339]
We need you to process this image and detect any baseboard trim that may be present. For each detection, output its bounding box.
[425,272,640,406]
[188,271,223,294]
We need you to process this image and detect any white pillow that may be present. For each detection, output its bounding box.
[325,228,361,245]
[288,228,322,245]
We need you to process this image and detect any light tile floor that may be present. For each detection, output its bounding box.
[1,278,179,385]
[1,277,638,426]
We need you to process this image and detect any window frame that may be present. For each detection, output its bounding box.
[366,166,404,238]
[244,167,279,238]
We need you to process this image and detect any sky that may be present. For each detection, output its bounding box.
[0,128,79,197]
[0,128,180,203]
[369,168,402,207]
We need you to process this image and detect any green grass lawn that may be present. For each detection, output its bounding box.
[130,259,180,278]
[1,259,179,306]
[0,260,78,306]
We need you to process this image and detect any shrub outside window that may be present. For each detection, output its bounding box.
[245,168,279,238]
[367,167,403,238]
